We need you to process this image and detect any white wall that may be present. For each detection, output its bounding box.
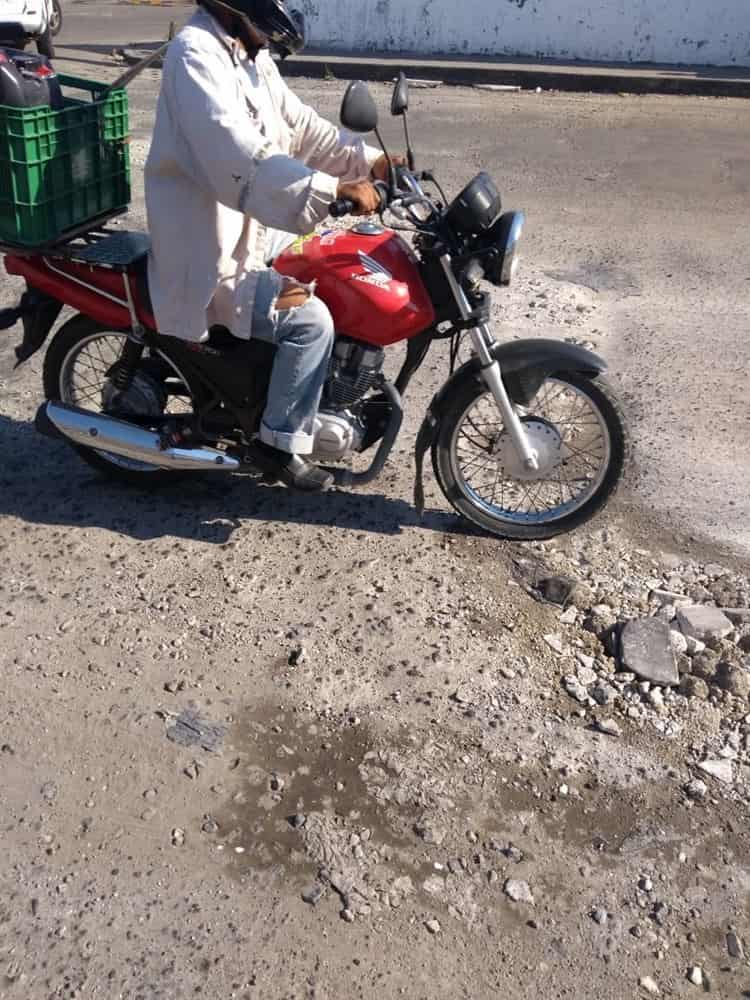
[301,0,750,68]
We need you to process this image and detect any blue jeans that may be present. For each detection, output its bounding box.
[251,269,334,456]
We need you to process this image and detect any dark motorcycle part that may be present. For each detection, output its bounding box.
[445,172,502,235]
[328,380,403,488]
[324,336,385,409]
[112,332,146,391]
[412,338,608,514]
[4,285,63,366]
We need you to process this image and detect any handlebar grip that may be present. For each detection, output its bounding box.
[329,198,356,218]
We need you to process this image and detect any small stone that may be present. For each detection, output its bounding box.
[727,931,744,959]
[697,759,733,784]
[288,646,308,667]
[143,788,158,802]
[171,828,185,847]
[639,975,659,995]
[40,781,58,803]
[302,885,324,906]
[502,845,524,863]
[341,908,355,923]
[592,907,608,925]
[690,650,719,681]
[270,774,285,792]
[591,682,616,706]
[685,636,706,656]
[577,665,598,687]
[424,918,441,935]
[563,676,588,704]
[595,718,622,738]
[415,819,447,846]
[288,813,307,829]
[680,675,710,700]
[544,634,565,655]
[639,876,654,892]
[669,630,689,656]
[576,652,596,671]
[620,619,679,687]
[538,576,576,606]
[503,879,534,905]
[453,685,473,705]
[687,966,703,987]
[647,688,665,712]
[715,662,750,699]
[677,606,733,642]
[685,778,708,802]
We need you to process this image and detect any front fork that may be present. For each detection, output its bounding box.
[440,256,539,472]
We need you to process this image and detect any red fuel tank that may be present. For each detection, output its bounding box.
[274,227,436,347]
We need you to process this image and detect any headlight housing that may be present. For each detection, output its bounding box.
[482,211,525,286]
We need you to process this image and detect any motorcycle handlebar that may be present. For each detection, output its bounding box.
[329,180,391,219]
[329,198,356,218]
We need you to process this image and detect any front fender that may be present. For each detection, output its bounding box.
[413,338,607,514]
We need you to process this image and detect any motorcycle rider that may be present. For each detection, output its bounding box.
[146,0,392,491]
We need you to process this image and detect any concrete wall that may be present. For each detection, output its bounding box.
[301,0,750,67]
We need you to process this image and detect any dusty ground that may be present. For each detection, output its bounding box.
[1,12,750,1000]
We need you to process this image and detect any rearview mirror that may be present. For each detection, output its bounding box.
[391,71,409,116]
[340,81,379,134]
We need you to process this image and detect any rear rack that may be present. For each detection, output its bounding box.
[0,212,150,271]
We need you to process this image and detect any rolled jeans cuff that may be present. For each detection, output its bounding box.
[259,420,315,456]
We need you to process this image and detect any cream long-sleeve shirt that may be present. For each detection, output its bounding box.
[145,8,380,342]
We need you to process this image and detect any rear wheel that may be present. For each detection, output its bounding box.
[43,315,196,485]
[433,371,628,540]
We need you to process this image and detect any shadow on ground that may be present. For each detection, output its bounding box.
[0,413,465,543]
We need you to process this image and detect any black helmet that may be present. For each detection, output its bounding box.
[203,0,305,58]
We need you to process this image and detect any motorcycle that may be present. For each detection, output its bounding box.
[0,75,628,540]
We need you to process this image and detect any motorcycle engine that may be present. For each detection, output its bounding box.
[311,337,385,462]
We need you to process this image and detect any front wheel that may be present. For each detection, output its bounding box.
[432,371,628,540]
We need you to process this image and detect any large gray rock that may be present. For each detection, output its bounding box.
[676,605,734,641]
[619,619,679,687]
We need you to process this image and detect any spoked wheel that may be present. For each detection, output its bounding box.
[43,315,196,485]
[433,372,628,540]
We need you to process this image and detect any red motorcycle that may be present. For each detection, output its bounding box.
[0,76,627,540]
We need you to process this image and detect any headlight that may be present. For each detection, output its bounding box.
[482,211,525,286]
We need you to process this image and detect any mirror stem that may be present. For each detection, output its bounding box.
[403,114,415,172]
[374,127,397,195]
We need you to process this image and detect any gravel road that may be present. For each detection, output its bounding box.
[1,25,749,1000]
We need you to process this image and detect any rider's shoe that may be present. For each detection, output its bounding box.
[248,440,334,493]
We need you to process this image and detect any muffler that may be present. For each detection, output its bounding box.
[38,401,239,472]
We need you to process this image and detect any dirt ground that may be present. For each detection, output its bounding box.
[1,25,749,1000]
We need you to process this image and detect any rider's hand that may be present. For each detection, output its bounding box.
[337,180,382,216]
[371,154,407,183]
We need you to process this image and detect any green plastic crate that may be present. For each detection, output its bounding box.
[0,74,131,247]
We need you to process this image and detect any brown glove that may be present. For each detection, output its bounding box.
[336,180,382,216]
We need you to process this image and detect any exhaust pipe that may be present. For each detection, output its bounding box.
[38,401,239,472]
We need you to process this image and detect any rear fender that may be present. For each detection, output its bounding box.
[0,284,63,367]
[413,338,607,513]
